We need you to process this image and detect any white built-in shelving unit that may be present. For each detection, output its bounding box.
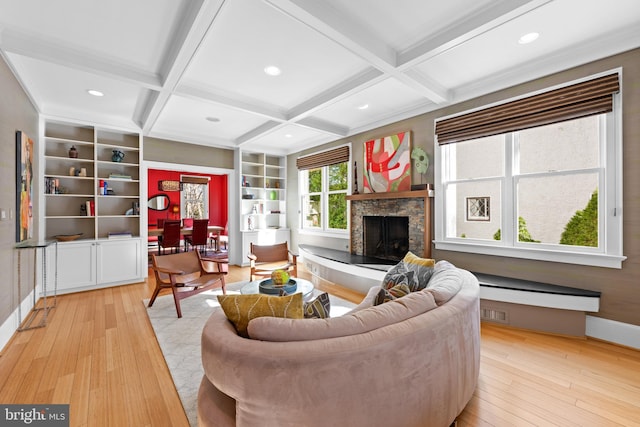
[40,118,144,293]
[239,151,290,265]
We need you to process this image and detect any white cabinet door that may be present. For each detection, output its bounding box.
[56,241,97,291]
[96,239,142,285]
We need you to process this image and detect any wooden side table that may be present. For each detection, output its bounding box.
[15,240,58,331]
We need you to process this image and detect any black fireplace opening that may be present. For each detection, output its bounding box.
[363,216,410,261]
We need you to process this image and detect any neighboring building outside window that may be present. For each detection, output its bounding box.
[434,73,624,268]
[466,197,490,222]
[299,161,349,234]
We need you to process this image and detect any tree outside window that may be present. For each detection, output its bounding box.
[300,162,348,232]
[181,182,208,219]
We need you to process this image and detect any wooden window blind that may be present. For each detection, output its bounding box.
[435,73,620,145]
[296,146,350,170]
[181,176,210,184]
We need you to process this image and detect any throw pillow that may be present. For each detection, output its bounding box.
[303,292,331,319]
[373,283,411,306]
[382,262,418,290]
[402,251,436,290]
[426,261,462,305]
[217,293,303,337]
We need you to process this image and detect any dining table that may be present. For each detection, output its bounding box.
[148,225,224,251]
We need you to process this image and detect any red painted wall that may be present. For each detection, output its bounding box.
[148,169,228,228]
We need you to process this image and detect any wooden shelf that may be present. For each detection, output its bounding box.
[347,189,429,201]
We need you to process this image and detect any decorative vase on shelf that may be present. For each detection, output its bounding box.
[269,190,277,200]
[112,150,125,162]
[68,145,78,158]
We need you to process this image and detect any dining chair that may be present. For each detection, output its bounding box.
[155,218,166,248]
[184,218,209,253]
[159,220,182,254]
[209,222,228,252]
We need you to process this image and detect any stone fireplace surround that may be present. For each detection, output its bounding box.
[347,190,432,259]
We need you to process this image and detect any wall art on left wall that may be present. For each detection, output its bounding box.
[16,130,34,242]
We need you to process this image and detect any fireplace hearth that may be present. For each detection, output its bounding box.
[363,216,410,261]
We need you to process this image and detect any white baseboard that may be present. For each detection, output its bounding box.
[0,290,35,353]
[586,315,640,350]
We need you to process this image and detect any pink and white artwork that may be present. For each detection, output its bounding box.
[363,131,411,193]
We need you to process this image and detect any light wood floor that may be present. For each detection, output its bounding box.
[1,264,639,426]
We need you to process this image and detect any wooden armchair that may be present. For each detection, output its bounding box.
[149,251,226,318]
[247,242,298,281]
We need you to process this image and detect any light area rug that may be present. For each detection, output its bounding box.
[144,281,357,427]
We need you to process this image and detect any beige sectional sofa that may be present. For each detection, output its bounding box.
[198,265,480,427]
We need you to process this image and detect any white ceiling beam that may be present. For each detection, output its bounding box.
[397,0,553,68]
[398,70,450,104]
[264,0,448,104]
[139,0,229,133]
[0,29,162,89]
[295,117,348,136]
[148,129,236,149]
[287,67,384,120]
[236,121,282,146]
[264,0,396,69]
[175,83,288,122]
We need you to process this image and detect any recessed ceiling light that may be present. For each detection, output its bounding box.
[518,32,539,44]
[284,134,293,138]
[264,65,282,76]
[205,116,220,122]
[87,89,104,97]
[357,103,369,110]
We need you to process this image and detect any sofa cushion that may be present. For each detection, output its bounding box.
[402,252,435,290]
[425,261,462,305]
[373,283,411,305]
[382,262,418,290]
[303,292,331,318]
[217,293,303,337]
[247,289,437,342]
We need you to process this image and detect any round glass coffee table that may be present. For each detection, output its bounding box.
[241,277,315,300]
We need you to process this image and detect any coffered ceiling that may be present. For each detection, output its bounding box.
[1,0,638,155]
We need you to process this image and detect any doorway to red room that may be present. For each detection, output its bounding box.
[143,161,237,265]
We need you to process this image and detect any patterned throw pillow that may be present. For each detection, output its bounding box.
[303,292,331,319]
[217,293,303,337]
[402,251,436,290]
[382,262,418,290]
[373,283,411,306]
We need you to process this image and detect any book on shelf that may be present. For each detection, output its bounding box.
[108,231,133,239]
[45,177,60,194]
[85,200,95,216]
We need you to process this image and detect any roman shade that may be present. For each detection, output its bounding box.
[435,73,620,145]
[181,176,210,184]
[296,146,350,170]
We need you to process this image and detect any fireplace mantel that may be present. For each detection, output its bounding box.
[346,189,430,201]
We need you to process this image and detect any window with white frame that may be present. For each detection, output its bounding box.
[180,176,209,219]
[297,146,350,234]
[434,73,625,268]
